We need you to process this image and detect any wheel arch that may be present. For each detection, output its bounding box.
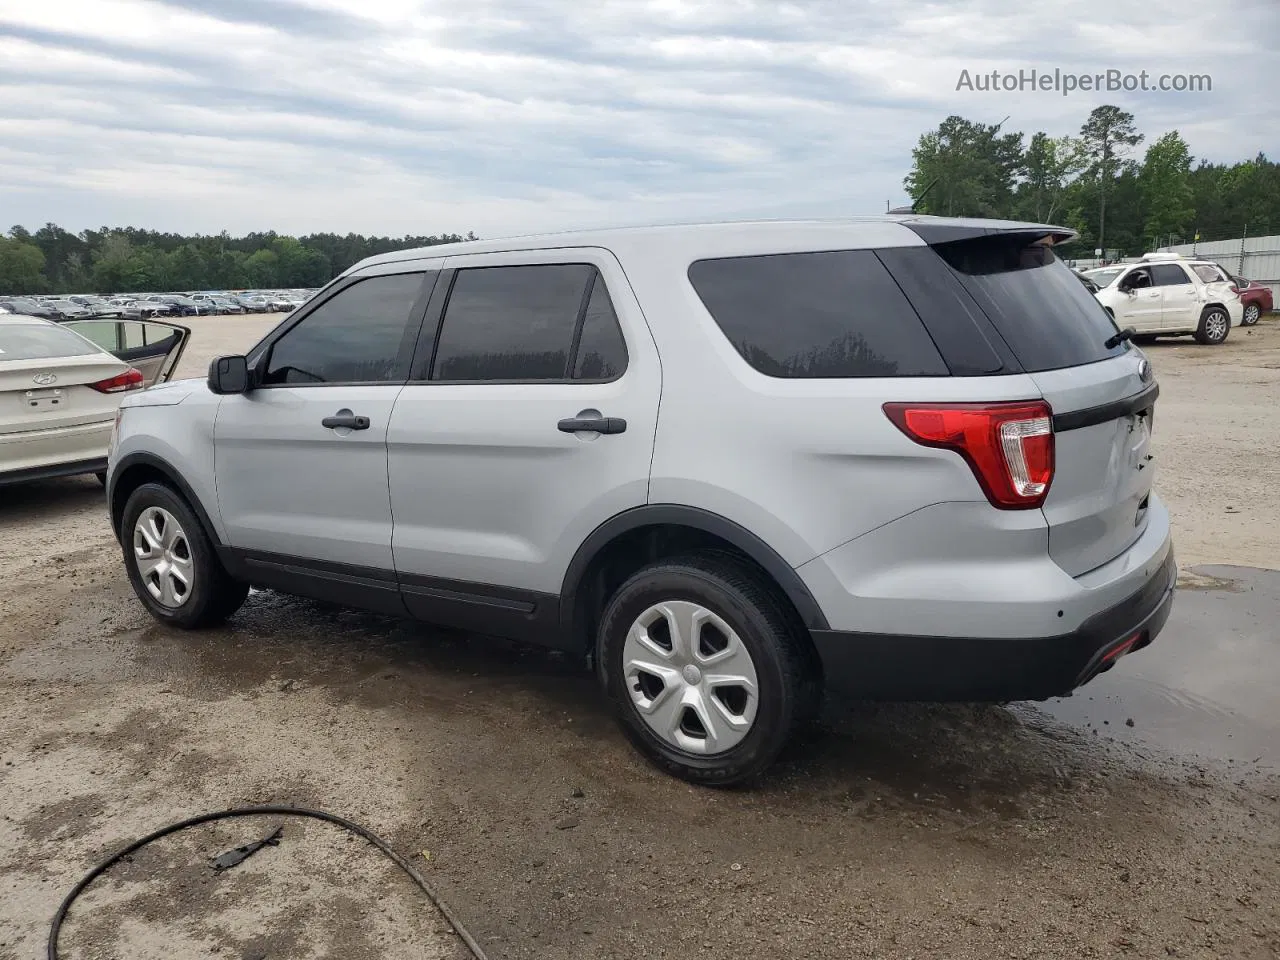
[559,505,830,655]
[109,452,223,549]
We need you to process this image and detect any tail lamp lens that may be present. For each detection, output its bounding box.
[90,368,145,393]
[883,401,1055,509]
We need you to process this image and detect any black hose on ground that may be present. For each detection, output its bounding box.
[47,805,490,960]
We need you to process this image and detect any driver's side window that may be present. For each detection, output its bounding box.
[261,272,428,385]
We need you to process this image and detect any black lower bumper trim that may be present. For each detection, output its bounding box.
[809,550,1176,702]
[0,457,108,487]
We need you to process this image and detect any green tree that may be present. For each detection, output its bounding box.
[243,249,280,287]
[1077,106,1144,251]
[904,115,1025,217]
[1140,132,1195,249]
[0,238,49,295]
[1016,133,1086,223]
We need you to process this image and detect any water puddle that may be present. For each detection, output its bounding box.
[1036,565,1280,771]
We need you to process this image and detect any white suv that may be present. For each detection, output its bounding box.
[1085,253,1243,345]
[108,217,1176,784]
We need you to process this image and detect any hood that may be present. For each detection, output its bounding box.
[120,378,202,408]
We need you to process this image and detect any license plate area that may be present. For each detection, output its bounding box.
[24,388,68,412]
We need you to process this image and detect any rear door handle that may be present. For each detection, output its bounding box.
[558,416,626,435]
[322,414,370,430]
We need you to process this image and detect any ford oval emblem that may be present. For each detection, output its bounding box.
[32,372,57,385]
[1137,359,1152,383]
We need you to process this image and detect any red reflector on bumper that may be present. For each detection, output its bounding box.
[1102,632,1142,664]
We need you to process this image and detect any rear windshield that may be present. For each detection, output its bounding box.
[0,322,100,361]
[931,238,1127,372]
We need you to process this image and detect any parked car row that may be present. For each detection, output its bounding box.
[0,290,316,323]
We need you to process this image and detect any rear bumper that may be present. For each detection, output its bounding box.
[0,420,113,483]
[810,550,1175,702]
[0,456,108,487]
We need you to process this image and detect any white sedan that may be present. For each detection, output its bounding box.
[0,314,188,486]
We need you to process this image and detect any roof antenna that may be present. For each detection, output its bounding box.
[888,176,939,215]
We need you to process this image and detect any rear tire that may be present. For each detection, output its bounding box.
[121,482,248,629]
[1241,303,1261,326]
[597,552,809,786]
[1194,306,1231,345]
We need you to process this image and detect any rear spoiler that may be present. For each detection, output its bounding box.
[900,218,1078,247]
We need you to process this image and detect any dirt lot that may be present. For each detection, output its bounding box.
[2,316,1278,960]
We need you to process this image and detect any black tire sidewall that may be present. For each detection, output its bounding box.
[121,483,226,628]
[599,562,797,784]
[1198,307,1230,344]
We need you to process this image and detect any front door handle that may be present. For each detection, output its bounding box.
[558,416,626,435]
[322,413,370,430]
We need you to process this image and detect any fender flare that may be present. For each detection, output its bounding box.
[559,504,830,633]
[108,451,223,548]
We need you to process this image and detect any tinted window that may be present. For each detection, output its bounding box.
[1151,263,1192,285]
[0,321,99,361]
[687,251,948,378]
[432,264,593,381]
[572,277,627,379]
[933,238,1126,372]
[263,272,425,384]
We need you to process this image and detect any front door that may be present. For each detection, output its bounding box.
[386,250,661,646]
[214,268,434,609]
[1115,267,1163,331]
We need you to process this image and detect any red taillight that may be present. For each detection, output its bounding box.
[89,368,145,393]
[883,400,1055,509]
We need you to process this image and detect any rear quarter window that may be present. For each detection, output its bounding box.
[687,250,948,378]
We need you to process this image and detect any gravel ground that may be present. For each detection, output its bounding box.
[1,315,1277,960]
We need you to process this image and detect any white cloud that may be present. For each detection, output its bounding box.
[0,0,1273,237]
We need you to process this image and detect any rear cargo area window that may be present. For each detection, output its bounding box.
[931,238,1127,372]
[687,251,948,378]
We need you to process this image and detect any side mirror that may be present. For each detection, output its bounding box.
[208,355,250,394]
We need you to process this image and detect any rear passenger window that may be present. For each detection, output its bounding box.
[431,264,627,381]
[572,276,627,379]
[1151,264,1192,285]
[687,251,947,378]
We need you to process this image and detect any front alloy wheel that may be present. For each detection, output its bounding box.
[133,506,193,607]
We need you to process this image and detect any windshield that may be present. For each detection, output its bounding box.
[0,321,100,361]
[1084,267,1124,288]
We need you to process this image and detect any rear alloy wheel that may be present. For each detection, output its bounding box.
[122,482,248,628]
[1241,303,1261,326]
[598,553,808,786]
[1194,306,1231,345]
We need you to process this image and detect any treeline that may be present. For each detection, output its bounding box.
[904,105,1280,257]
[0,226,478,296]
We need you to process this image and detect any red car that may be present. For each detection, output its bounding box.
[1227,273,1273,326]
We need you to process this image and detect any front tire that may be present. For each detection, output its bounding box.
[1241,303,1261,326]
[1194,306,1231,345]
[121,482,248,629]
[598,553,809,786]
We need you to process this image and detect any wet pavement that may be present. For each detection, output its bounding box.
[1036,565,1280,773]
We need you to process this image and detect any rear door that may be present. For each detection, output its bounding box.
[922,233,1156,577]
[62,319,190,385]
[1150,262,1198,330]
[386,249,660,642]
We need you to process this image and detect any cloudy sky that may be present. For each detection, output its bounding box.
[1,0,1276,238]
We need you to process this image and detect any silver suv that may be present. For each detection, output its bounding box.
[108,217,1176,784]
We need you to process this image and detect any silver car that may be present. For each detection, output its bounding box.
[107,217,1175,784]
